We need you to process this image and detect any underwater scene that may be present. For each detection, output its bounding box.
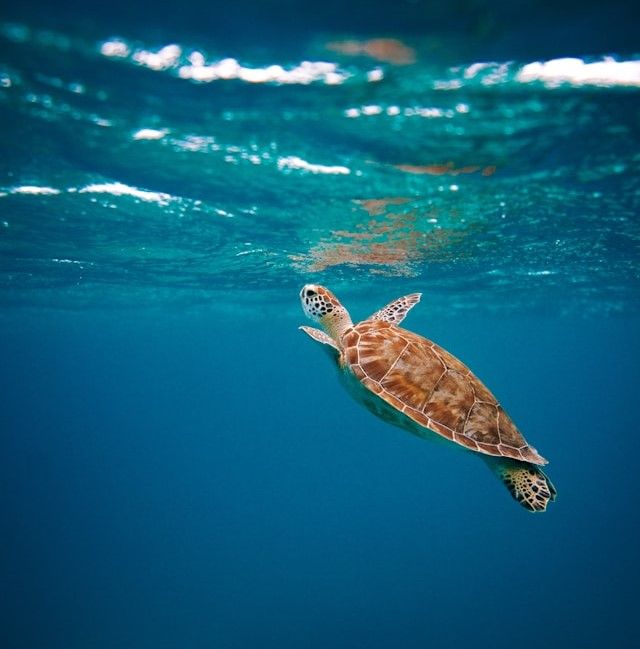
[1,1,639,647]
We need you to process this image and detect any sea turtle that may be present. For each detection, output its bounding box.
[299,284,556,512]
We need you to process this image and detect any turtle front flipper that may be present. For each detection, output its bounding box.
[488,458,557,512]
[299,326,339,351]
[369,293,422,325]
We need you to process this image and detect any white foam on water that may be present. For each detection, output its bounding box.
[78,182,173,205]
[132,44,182,71]
[100,40,130,58]
[132,128,168,140]
[367,68,384,82]
[438,57,640,90]
[10,185,61,195]
[277,156,350,175]
[99,38,353,85]
[517,57,640,87]
[178,57,349,85]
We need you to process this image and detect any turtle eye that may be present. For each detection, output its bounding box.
[306,289,316,297]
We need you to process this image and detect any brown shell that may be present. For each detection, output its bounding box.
[341,320,547,465]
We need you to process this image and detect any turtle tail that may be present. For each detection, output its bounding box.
[490,458,557,513]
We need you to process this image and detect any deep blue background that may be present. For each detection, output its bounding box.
[2,0,640,646]
[2,309,639,648]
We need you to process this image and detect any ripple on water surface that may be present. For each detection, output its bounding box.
[0,22,638,315]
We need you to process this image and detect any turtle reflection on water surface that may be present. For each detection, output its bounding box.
[299,284,557,512]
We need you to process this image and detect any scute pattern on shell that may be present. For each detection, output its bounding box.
[341,320,546,465]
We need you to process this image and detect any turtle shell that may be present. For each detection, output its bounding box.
[341,320,546,465]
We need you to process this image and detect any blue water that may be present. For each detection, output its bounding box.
[1,2,639,648]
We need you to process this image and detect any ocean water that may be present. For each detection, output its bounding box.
[1,2,639,648]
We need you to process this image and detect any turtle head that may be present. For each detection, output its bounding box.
[300,284,353,342]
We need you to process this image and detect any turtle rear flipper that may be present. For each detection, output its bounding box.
[491,460,557,512]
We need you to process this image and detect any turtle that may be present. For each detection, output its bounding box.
[299,284,557,512]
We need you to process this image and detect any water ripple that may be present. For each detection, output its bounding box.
[0,21,638,316]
